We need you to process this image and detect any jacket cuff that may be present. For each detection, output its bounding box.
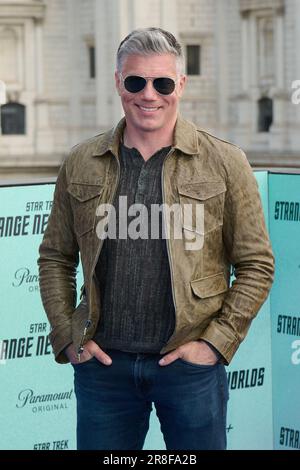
[199,322,240,365]
[49,323,72,364]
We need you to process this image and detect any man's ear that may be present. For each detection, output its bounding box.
[115,71,122,96]
[177,74,187,98]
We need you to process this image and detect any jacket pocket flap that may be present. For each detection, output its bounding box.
[178,181,226,201]
[191,272,228,298]
[67,182,103,202]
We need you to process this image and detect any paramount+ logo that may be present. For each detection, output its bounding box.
[12,267,40,293]
[16,388,73,414]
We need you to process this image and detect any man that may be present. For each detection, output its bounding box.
[38,27,274,450]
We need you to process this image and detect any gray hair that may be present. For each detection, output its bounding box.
[116,27,185,75]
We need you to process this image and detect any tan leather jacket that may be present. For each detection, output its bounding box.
[38,116,274,364]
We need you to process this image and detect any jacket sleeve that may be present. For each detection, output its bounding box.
[37,159,79,363]
[200,147,275,364]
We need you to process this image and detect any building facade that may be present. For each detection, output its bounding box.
[0,0,298,181]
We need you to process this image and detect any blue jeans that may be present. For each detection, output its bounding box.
[72,349,229,450]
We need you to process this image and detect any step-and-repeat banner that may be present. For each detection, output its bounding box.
[0,173,299,450]
[269,175,300,450]
[0,185,77,450]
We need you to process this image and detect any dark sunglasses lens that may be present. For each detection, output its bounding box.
[124,76,146,93]
[153,77,175,95]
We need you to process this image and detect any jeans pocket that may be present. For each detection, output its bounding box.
[217,364,229,402]
[177,357,218,369]
[72,356,97,367]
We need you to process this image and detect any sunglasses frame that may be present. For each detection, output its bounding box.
[119,73,179,95]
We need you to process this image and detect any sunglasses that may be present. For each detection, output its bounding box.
[121,74,177,95]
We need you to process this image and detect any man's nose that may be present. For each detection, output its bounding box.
[140,80,158,99]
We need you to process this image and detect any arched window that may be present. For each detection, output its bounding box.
[0,102,26,135]
[258,97,273,132]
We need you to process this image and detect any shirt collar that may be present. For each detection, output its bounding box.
[91,114,200,158]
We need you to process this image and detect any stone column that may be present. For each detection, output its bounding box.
[270,9,287,150]
[275,12,284,90]
[233,10,253,148]
[290,0,300,149]
[95,0,123,131]
[67,0,82,146]
[216,0,229,138]
[241,14,250,92]
[159,0,178,37]
[35,17,54,153]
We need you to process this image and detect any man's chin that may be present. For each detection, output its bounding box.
[135,121,163,133]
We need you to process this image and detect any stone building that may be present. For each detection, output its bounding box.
[0,0,298,181]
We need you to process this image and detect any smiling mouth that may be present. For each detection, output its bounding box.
[137,105,160,112]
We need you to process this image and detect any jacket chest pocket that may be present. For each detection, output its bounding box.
[67,182,104,236]
[178,180,226,235]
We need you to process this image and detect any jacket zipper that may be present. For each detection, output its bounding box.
[77,319,92,361]
[161,148,177,313]
[77,152,121,361]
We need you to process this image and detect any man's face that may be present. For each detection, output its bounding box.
[115,53,186,134]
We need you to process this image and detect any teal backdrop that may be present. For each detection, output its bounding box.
[269,175,300,450]
[0,173,299,450]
